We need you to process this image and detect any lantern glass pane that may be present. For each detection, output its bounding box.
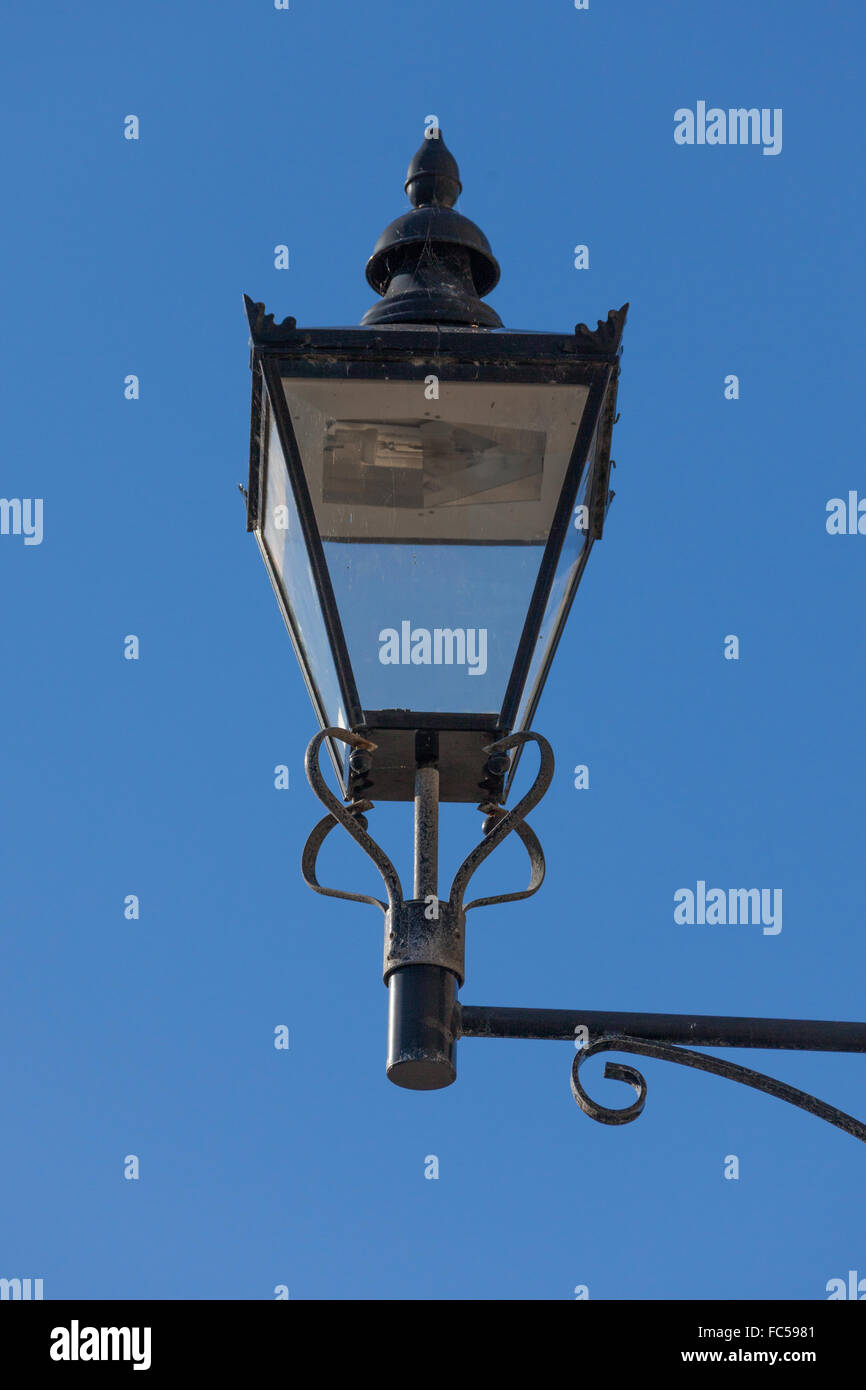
[281,377,588,716]
[260,404,348,731]
[512,431,597,732]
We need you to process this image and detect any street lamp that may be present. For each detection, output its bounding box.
[243,130,866,1140]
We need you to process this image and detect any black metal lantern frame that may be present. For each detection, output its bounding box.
[244,298,625,804]
[242,131,866,1146]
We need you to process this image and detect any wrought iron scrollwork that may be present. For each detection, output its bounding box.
[448,731,553,914]
[302,726,553,919]
[302,728,402,914]
[571,1034,866,1144]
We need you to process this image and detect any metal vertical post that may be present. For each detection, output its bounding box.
[413,763,439,900]
[386,735,459,1090]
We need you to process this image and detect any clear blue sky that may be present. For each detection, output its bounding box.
[1,0,864,1300]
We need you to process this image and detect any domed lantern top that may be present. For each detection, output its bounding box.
[362,131,501,327]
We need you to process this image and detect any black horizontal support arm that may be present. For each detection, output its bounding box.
[458,1005,866,1144]
[458,1005,866,1051]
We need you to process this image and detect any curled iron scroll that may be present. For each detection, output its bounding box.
[301,811,391,913]
[462,815,545,913]
[449,731,553,914]
[571,1034,866,1144]
[302,728,403,914]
